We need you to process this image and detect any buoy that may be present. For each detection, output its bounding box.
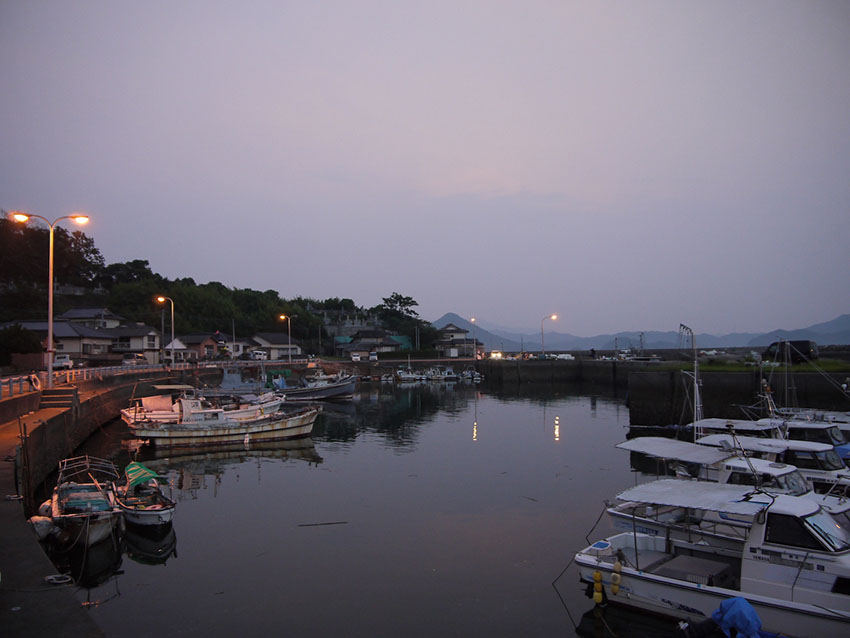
[28,516,56,540]
[38,500,51,517]
[592,570,604,604]
[30,374,41,391]
[611,572,621,595]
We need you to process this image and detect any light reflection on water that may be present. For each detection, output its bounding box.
[69,382,678,637]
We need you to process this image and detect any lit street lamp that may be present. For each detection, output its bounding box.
[470,317,477,360]
[11,211,90,388]
[279,314,293,363]
[541,314,558,359]
[156,296,175,366]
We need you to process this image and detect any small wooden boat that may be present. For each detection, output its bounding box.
[113,461,176,527]
[50,456,122,547]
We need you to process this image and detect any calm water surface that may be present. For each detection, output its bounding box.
[62,382,679,637]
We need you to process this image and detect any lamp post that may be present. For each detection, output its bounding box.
[470,317,477,360]
[541,313,557,359]
[279,314,292,363]
[11,211,90,388]
[156,296,175,366]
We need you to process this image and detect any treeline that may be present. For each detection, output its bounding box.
[0,216,438,353]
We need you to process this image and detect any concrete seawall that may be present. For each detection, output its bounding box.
[478,359,850,425]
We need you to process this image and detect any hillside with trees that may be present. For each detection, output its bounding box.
[0,215,437,356]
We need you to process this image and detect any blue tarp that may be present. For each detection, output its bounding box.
[711,598,762,638]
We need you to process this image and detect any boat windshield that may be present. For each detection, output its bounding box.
[826,426,847,445]
[804,510,850,552]
[817,450,845,471]
[775,470,809,496]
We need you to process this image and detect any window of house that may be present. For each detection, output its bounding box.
[147,336,156,349]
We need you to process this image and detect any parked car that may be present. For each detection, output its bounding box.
[54,354,75,370]
[369,352,378,362]
[351,353,361,362]
[122,353,147,366]
[250,350,268,360]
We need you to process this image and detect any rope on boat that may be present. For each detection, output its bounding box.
[585,501,609,545]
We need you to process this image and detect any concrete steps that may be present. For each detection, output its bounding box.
[39,387,78,410]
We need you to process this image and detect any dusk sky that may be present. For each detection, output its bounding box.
[2,2,848,336]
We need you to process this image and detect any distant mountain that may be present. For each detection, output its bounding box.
[431,313,850,351]
[745,314,850,347]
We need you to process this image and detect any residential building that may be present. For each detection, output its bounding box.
[253,332,302,360]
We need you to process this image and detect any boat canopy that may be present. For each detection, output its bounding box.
[697,434,833,454]
[691,418,779,434]
[124,462,162,488]
[616,437,730,465]
[616,479,819,517]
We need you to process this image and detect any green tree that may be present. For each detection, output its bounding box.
[0,324,43,366]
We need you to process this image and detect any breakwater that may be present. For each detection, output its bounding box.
[478,359,850,425]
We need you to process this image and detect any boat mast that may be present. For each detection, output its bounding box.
[679,324,703,439]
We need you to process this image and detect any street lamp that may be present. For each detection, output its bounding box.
[470,317,477,360]
[279,314,293,363]
[11,211,90,388]
[541,313,558,359]
[156,296,175,366]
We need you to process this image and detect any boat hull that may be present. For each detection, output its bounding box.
[116,500,176,527]
[132,407,320,447]
[281,379,356,401]
[575,535,850,638]
[51,508,121,547]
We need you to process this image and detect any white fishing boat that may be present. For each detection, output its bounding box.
[697,434,850,499]
[50,456,122,547]
[425,365,458,382]
[113,461,176,527]
[617,436,850,518]
[576,479,850,637]
[757,417,850,466]
[130,404,320,447]
[121,387,283,426]
[272,372,356,401]
[459,366,483,382]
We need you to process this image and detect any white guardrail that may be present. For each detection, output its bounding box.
[0,358,315,399]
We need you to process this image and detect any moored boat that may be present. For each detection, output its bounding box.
[50,456,122,547]
[130,404,321,447]
[577,479,850,637]
[271,372,356,401]
[113,461,176,527]
[121,387,283,426]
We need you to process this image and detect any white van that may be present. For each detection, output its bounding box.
[250,350,268,360]
[351,353,361,362]
[368,352,378,362]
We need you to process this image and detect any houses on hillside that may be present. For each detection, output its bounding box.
[3,307,473,369]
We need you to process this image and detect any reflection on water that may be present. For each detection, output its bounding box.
[60,382,637,636]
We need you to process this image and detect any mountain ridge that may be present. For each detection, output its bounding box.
[431,313,850,352]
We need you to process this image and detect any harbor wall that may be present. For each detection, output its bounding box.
[479,359,648,389]
[477,359,849,425]
[628,370,850,425]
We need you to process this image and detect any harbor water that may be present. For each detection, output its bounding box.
[54,382,680,637]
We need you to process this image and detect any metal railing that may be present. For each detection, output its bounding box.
[0,358,316,399]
